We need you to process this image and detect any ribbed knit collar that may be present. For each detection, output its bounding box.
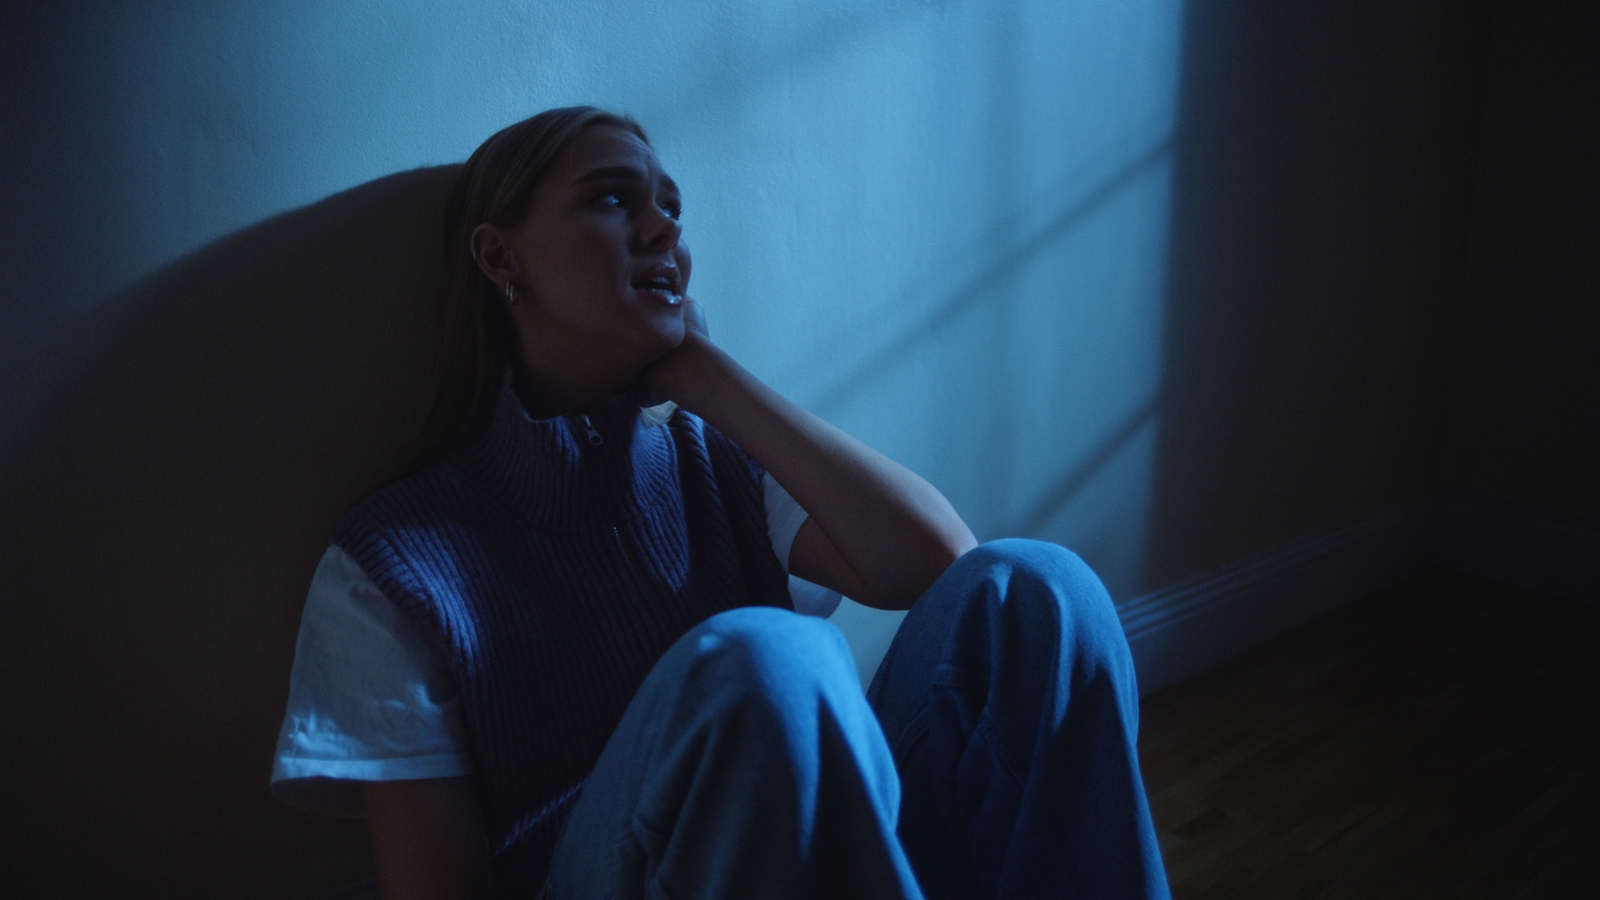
[442,375,679,534]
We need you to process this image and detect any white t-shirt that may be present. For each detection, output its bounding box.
[271,474,837,816]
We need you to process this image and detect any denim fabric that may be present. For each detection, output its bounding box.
[542,540,1169,900]
[543,606,923,900]
[870,540,1171,900]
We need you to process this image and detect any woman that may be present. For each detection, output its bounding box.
[273,107,1170,900]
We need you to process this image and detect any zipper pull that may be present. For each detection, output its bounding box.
[581,415,604,446]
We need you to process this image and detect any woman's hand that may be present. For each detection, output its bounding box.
[640,295,718,408]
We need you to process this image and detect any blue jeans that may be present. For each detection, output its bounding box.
[542,540,1170,900]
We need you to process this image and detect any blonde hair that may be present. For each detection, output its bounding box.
[408,106,653,470]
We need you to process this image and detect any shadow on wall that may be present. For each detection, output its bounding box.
[1145,0,1495,588]
[0,165,459,897]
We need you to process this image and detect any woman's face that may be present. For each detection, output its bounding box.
[499,124,691,408]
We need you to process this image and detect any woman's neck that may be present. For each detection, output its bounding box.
[511,363,639,420]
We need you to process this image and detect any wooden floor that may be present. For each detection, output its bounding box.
[1138,570,1600,899]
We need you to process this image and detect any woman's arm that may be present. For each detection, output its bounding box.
[648,303,977,609]
[361,777,496,900]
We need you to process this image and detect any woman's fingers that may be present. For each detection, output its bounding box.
[681,294,710,340]
[640,299,722,408]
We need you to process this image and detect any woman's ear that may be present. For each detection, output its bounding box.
[470,223,518,285]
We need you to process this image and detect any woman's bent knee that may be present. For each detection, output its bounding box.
[946,539,1114,619]
[680,606,859,700]
[661,608,893,792]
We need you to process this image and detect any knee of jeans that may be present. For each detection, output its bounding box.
[956,539,1120,635]
[684,606,858,701]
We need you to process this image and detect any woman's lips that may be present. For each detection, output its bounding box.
[632,262,684,305]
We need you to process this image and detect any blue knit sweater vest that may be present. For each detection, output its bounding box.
[332,380,791,896]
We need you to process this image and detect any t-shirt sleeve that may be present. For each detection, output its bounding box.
[761,473,844,618]
[270,545,472,817]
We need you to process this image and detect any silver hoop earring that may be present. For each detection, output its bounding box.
[505,282,517,306]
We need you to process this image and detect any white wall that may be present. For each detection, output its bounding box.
[4,0,1182,596]
[0,2,1182,895]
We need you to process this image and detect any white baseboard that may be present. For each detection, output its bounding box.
[1121,495,1600,697]
[1120,502,1438,697]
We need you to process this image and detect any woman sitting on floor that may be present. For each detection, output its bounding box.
[271,105,1171,900]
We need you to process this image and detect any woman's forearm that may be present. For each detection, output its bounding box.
[658,334,976,609]
[361,777,495,900]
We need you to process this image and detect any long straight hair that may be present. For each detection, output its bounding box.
[403,107,650,473]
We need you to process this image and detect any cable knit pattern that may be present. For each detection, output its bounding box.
[332,381,790,896]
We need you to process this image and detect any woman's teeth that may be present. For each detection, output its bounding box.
[636,281,682,304]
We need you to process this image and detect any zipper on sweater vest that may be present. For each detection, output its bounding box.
[581,415,604,445]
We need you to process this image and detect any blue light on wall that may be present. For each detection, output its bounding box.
[4,0,1182,598]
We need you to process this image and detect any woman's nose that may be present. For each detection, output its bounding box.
[639,205,681,251]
